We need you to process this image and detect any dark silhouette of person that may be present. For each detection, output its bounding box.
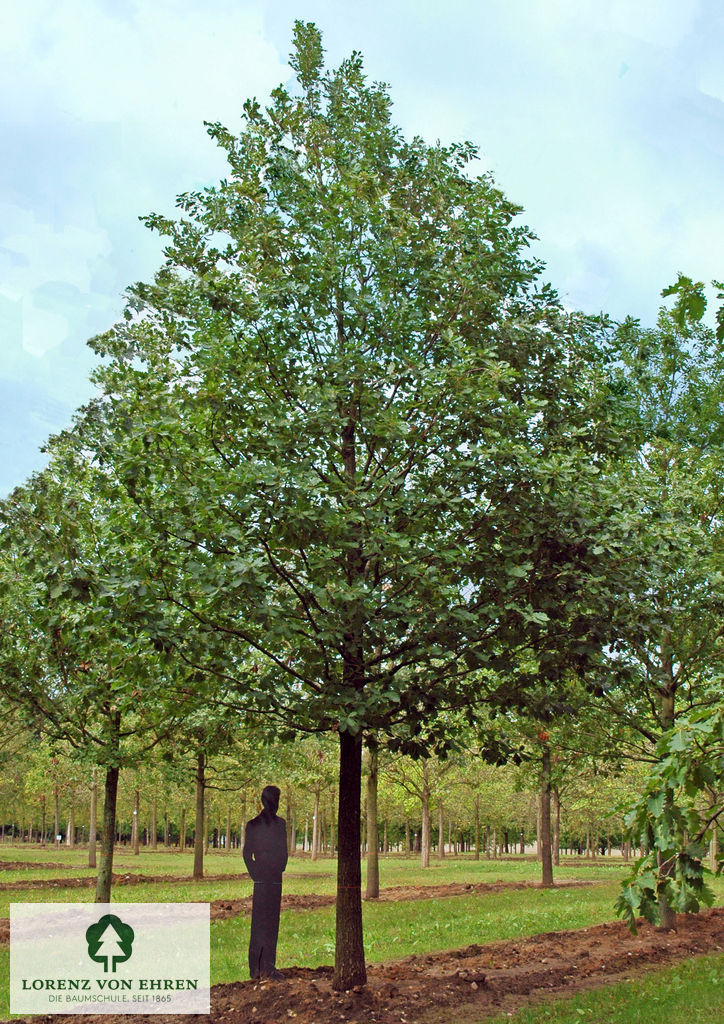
[243,785,288,980]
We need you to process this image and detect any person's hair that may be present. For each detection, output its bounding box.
[260,785,281,822]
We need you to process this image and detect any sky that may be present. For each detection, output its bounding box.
[2,0,723,495]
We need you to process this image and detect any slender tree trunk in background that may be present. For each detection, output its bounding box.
[365,745,379,900]
[552,788,560,867]
[40,798,47,847]
[536,795,542,861]
[179,808,186,851]
[624,838,631,863]
[285,784,293,854]
[421,771,431,869]
[66,802,75,848]
[240,793,247,851]
[303,817,308,853]
[330,787,337,854]
[540,745,554,888]
[151,795,158,850]
[311,782,321,861]
[290,810,296,855]
[193,750,205,880]
[95,759,119,903]
[383,819,388,854]
[164,813,170,848]
[492,827,498,860]
[88,769,98,869]
[131,789,140,855]
[334,728,366,990]
[438,802,445,859]
[485,825,490,859]
[586,828,592,858]
[405,820,410,856]
[225,805,232,853]
[708,791,719,872]
[203,802,210,855]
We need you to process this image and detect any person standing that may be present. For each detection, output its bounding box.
[243,785,288,980]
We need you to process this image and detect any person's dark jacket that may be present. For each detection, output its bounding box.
[243,812,288,882]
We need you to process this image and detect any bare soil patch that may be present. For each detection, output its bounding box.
[211,878,597,921]
[6,908,724,1024]
[0,861,72,871]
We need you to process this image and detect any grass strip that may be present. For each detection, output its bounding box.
[483,951,724,1024]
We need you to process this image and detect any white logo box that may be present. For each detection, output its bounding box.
[10,903,210,1015]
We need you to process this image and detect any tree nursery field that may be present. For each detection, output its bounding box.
[0,848,722,1022]
[2,19,723,1024]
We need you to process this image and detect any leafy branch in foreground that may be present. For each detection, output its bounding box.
[615,693,724,932]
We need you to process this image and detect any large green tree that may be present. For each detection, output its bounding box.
[0,449,188,900]
[82,23,624,986]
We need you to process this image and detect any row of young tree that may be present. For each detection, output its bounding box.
[1,22,723,988]
[0,731,655,868]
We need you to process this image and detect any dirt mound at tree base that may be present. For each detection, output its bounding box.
[6,908,723,1024]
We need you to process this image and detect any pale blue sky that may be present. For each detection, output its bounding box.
[2,0,723,494]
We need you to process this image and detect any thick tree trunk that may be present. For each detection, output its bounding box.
[540,745,554,888]
[131,789,140,855]
[88,769,98,869]
[193,750,205,880]
[365,745,379,899]
[334,728,366,990]
[95,764,119,902]
[552,788,560,867]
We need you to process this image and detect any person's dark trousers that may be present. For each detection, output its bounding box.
[249,881,282,977]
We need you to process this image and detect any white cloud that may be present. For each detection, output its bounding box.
[1,0,285,131]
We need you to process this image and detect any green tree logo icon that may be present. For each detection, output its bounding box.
[85,914,135,973]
